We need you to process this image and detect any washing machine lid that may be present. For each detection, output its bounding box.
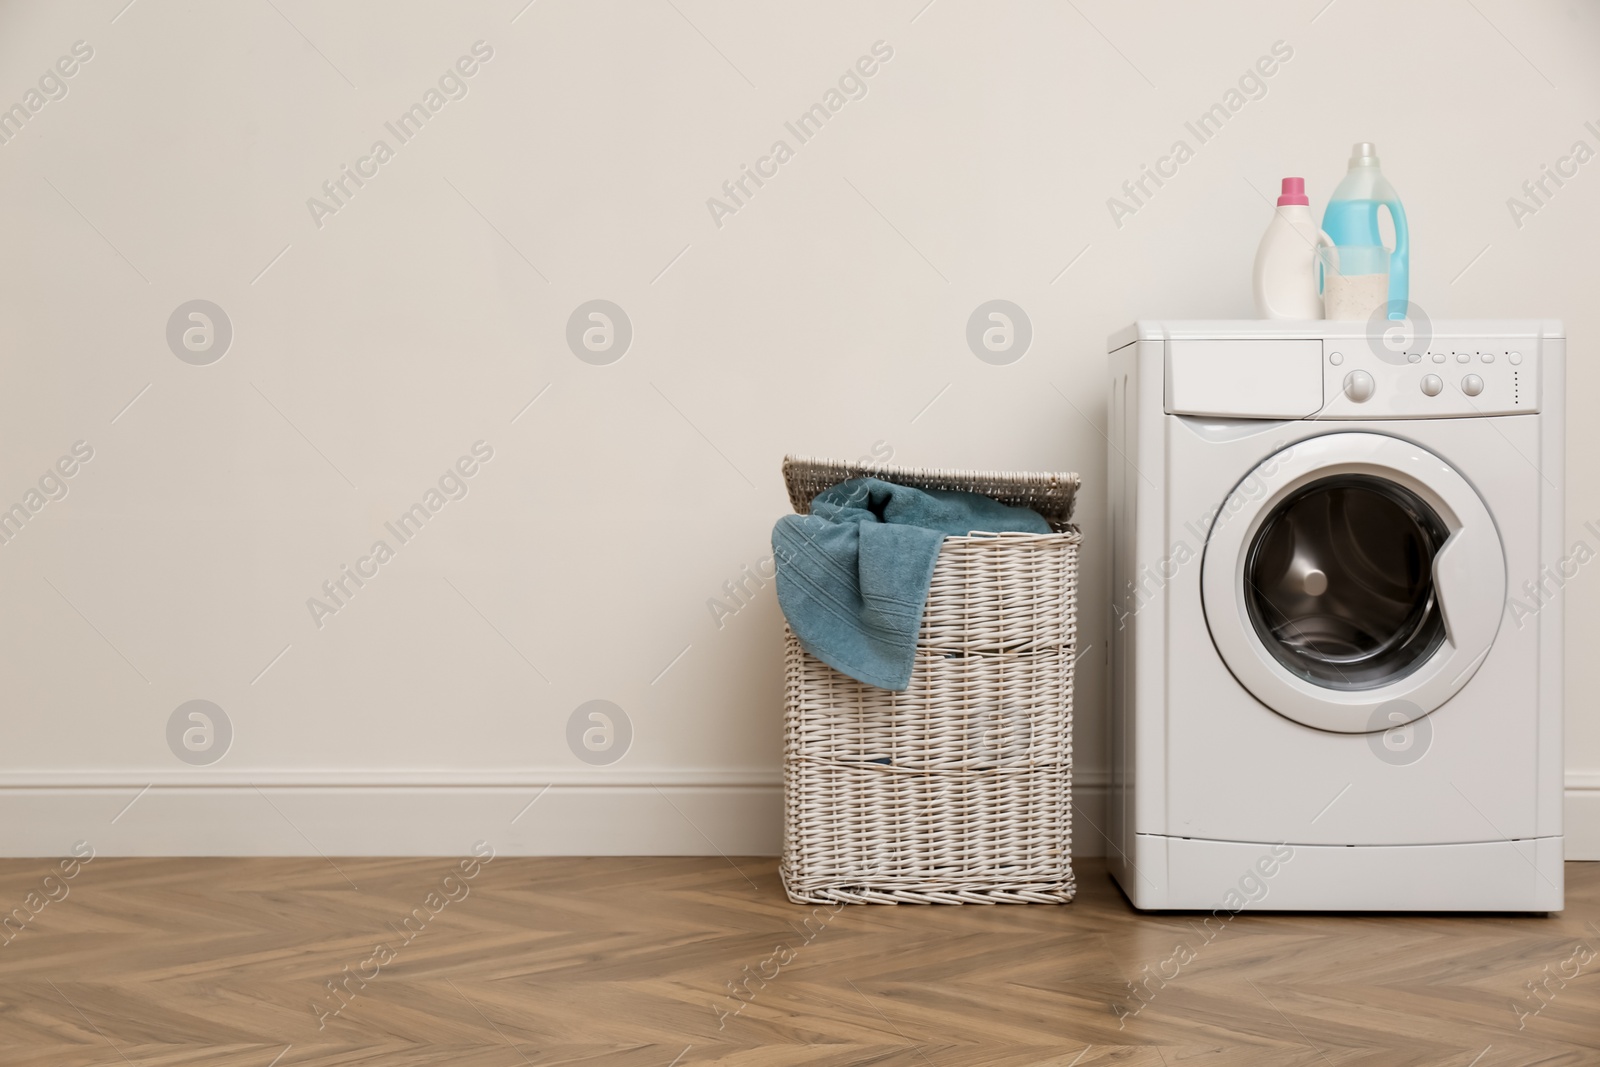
[1201,432,1505,733]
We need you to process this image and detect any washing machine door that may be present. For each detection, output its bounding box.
[1200,432,1505,733]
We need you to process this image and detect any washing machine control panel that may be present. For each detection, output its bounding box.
[1317,339,1539,419]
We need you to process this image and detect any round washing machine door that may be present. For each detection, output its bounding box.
[1200,432,1505,734]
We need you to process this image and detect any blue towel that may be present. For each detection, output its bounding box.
[773,478,1052,691]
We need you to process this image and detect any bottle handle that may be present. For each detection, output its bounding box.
[1313,231,1336,297]
[1385,201,1409,320]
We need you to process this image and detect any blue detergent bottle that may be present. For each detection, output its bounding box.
[1322,142,1409,320]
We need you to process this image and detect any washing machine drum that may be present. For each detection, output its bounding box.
[1201,433,1505,734]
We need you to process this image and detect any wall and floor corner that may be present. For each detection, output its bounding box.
[1,2,1596,859]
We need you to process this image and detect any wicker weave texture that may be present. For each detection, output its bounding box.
[780,460,1079,905]
[782,455,1079,530]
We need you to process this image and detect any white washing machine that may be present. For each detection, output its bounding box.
[1106,320,1564,911]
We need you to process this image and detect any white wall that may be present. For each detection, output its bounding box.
[1,0,1596,858]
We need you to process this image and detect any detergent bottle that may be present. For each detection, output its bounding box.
[1253,177,1333,319]
[1322,142,1409,320]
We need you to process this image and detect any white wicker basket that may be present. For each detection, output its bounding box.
[779,456,1080,905]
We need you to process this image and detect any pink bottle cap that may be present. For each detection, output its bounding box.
[1277,177,1309,206]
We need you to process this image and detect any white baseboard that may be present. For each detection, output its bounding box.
[1567,783,1600,861]
[0,783,782,858]
[0,774,1107,859]
[0,775,1593,860]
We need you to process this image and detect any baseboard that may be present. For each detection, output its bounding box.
[0,782,782,858]
[0,775,1591,859]
[0,774,1104,858]
[1567,782,1600,861]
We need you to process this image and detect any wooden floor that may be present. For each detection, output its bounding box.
[0,854,1596,1066]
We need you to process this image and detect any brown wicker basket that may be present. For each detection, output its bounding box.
[779,456,1080,905]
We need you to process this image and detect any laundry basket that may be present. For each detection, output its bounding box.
[779,456,1081,905]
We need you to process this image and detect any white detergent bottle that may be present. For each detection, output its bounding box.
[1252,177,1333,319]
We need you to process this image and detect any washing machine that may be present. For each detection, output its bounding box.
[1106,320,1564,911]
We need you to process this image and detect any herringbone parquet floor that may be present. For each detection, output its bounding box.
[0,854,1595,1066]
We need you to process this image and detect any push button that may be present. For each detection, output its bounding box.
[1343,370,1375,402]
[1462,374,1484,397]
[1421,374,1443,396]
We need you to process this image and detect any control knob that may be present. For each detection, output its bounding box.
[1343,370,1375,403]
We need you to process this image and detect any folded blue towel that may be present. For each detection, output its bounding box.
[773,477,1052,691]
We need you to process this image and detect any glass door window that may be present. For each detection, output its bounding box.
[1243,475,1449,691]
